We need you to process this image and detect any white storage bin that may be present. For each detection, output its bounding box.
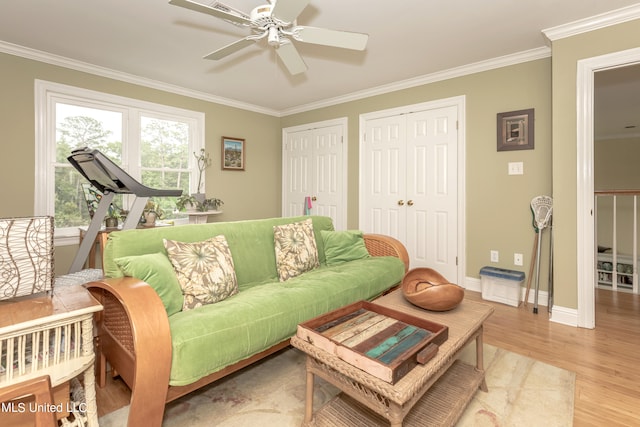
[479,266,525,307]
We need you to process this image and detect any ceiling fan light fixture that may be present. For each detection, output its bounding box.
[267,27,280,46]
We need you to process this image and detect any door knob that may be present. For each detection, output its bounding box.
[312,196,317,201]
[407,200,414,206]
[398,200,405,206]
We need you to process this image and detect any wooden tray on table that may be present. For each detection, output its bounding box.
[297,301,448,384]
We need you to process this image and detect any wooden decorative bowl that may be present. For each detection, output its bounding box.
[401,268,464,311]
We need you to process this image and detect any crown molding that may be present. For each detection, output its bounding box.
[543,3,640,42]
[280,47,551,116]
[0,40,281,117]
[1,38,551,118]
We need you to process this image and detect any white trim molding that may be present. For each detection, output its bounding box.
[543,3,640,42]
[1,40,279,117]
[464,276,576,325]
[1,39,548,118]
[576,47,640,329]
[282,48,549,116]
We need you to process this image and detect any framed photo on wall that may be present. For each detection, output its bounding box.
[497,108,534,151]
[222,136,245,170]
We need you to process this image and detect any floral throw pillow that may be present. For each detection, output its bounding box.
[164,235,238,311]
[273,218,320,281]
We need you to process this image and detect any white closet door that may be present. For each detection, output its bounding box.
[406,107,458,281]
[283,130,312,218]
[361,114,407,242]
[282,120,346,230]
[361,105,458,282]
[312,125,343,226]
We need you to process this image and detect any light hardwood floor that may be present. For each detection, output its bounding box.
[95,289,640,425]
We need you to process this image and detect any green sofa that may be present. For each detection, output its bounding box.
[87,215,409,427]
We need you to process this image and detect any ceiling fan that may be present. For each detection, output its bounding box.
[168,0,369,75]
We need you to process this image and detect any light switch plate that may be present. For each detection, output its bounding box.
[508,162,524,175]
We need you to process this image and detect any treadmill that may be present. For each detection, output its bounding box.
[67,147,183,273]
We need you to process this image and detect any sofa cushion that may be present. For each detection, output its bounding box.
[114,252,184,316]
[167,255,405,386]
[321,230,370,266]
[164,235,238,311]
[103,216,335,286]
[273,218,319,281]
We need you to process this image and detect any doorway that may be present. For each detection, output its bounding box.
[577,47,640,328]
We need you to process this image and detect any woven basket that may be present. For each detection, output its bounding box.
[401,267,464,311]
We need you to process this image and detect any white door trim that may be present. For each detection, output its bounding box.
[576,47,640,329]
[359,96,466,284]
[282,117,348,229]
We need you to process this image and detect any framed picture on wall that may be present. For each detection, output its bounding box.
[497,108,534,151]
[222,136,245,170]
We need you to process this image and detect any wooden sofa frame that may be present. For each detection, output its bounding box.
[86,234,409,427]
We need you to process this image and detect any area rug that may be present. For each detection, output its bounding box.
[100,344,575,426]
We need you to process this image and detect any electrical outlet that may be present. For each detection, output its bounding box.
[514,253,523,266]
[490,250,499,263]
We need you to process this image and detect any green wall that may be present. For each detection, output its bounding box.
[551,19,640,310]
[282,59,553,285]
[5,16,636,306]
[0,52,283,273]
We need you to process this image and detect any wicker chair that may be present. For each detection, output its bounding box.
[0,375,57,427]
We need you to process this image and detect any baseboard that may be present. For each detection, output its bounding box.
[463,276,578,327]
[548,305,578,327]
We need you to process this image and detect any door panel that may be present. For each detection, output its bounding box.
[312,125,342,227]
[284,131,312,217]
[362,115,407,242]
[421,107,458,280]
[362,105,458,282]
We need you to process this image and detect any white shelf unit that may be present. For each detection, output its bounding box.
[597,252,637,292]
[0,286,103,426]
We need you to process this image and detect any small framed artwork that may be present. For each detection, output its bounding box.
[497,108,534,151]
[222,136,245,170]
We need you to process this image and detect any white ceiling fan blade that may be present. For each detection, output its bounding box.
[169,0,251,26]
[276,40,307,75]
[271,0,310,24]
[293,26,368,50]
[204,37,255,60]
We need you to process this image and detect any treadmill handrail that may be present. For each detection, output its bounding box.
[68,147,183,197]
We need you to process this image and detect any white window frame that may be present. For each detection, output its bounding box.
[34,80,205,245]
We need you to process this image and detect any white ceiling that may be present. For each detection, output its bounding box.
[1,0,640,118]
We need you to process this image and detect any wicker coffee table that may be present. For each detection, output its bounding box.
[290,290,494,426]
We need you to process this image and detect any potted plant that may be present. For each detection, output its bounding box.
[142,200,164,227]
[105,203,121,228]
[193,148,211,203]
[202,197,224,212]
[176,195,199,212]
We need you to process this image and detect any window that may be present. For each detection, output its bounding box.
[35,81,205,244]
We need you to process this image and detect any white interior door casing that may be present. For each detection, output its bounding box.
[360,98,463,283]
[282,119,347,230]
